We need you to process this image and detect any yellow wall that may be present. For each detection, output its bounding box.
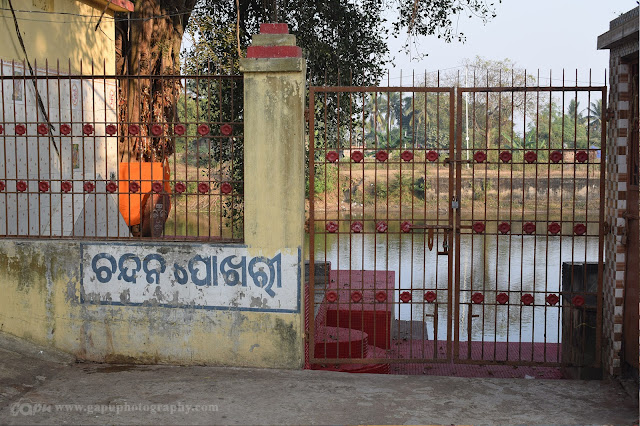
[0,0,116,74]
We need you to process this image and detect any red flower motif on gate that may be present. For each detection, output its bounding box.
[376,221,388,233]
[550,150,563,163]
[220,124,233,136]
[325,221,339,233]
[198,182,210,194]
[546,294,559,306]
[38,181,49,192]
[576,150,588,163]
[401,150,414,162]
[521,293,534,306]
[83,182,95,193]
[350,150,364,163]
[60,124,72,136]
[128,124,140,135]
[400,291,412,303]
[197,124,210,136]
[220,182,233,195]
[498,222,511,234]
[426,150,439,162]
[0,181,5,191]
[106,181,118,193]
[16,181,27,192]
[376,150,389,162]
[548,222,561,235]
[473,151,487,163]
[496,292,509,305]
[326,291,338,303]
[350,221,363,233]
[61,181,72,193]
[574,223,587,235]
[473,221,485,233]
[105,124,117,136]
[523,222,536,234]
[15,124,26,135]
[375,291,387,303]
[424,291,437,303]
[150,124,163,137]
[129,182,140,193]
[152,181,163,193]
[83,124,94,135]
[37,124,48,135]
[471,292,484,304]
[524,151,537,163]
[400,221,412,233]
[174,124,186,136]
[174,182,186,194]
[326,151,339,163]
[572,295,585,307]
[351,291,363,303]
[499,151,512,163]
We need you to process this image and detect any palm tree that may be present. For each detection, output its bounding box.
[587,99,602,135]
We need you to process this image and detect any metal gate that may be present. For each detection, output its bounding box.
[307,80,606,373]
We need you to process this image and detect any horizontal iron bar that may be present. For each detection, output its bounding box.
[309,86,454,93]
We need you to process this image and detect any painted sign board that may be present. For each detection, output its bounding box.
[81,243,300,313]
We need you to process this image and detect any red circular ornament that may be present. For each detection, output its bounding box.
[574,223,587,235]
[174,182,186,194]
[351,291,363,303]
[220,124,233,136]
[496,292,509,305]
[38,181,49,192]
[376,150,389,162]
[60,124,72,136]
[152,181,163,193]
[220,182,233,195]
[548,222,561,235]
[174,124,186,136]
[424,291,437,303]
[197,182,209,194]
[83,182,95,192]
[473,222,485,233]
[351,221,363,233]
[498,222,511,234]
[550,150,563,163]
[15,124,26,135]
[0,181,5,191]
[350,150,364,163]
[471,292,484,304]
[499,151,512,163]
[375,291,387,303]
[105,124,117,136]
[326,291,338,303]
[426,150,439,162]
[16,181,27,192]
[37,124,48,135]
[150,124,163,137]
[325,221,339,233]
[61,181,72,193]
[521,293,534,305]
[400,221,412,233]
[572,295,585,307]
[474,151,487,163]
[524,151,537,163]
[576,150,588,163]
[546,294,559,306]
[106,182,118,193]
[400,291,412,303]
[197,124,210,136]
[128,124,140,136]
[326,151,339,163]
[401,150,414,162]
[523,222,536,234]
[129,182,140,193]
[376,221,388,233]
[0,124,3,134]
[83,124,94,135]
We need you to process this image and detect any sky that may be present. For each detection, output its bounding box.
[385,0,637,86]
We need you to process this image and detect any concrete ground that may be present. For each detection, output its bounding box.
[0,333,637,425]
